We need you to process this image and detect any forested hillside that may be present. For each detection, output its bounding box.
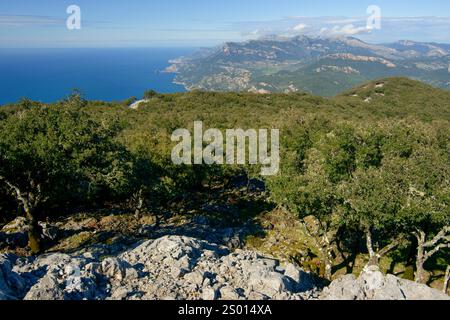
[0,77,449,291]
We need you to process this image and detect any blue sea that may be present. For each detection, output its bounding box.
[0,48,194,105]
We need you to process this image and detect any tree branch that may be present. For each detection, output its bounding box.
[377,237,403,257]
[425,242,450,261]
[424,226,450,248]
[413,229,426,243]
[0,175,26,204]
[0,175,35,215]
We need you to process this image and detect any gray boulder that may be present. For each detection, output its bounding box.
[321,266,450,300]
[100,258,126,281]
[284,263,316,292]
[24,273,65,300]
[249,271,293,296]
[321,274,365,300]
[0,217,29,248]
[0,254,27,300]
[202,287,219,300]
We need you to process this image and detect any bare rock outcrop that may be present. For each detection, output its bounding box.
[321,266,449,300]
[1,236,447,300]
[0,236,318,300]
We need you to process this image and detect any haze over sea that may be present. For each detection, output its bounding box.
[0,48,194,105]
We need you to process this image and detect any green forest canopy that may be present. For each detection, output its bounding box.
[0,77,448,282]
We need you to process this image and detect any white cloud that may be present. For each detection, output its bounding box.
[234,16,450,43]
[241,28,271,39]
[292,23,307,31]
[324,24,371,36]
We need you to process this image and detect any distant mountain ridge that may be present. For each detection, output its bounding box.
[168,36,450,96]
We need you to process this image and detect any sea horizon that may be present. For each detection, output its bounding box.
[0,47,196,105]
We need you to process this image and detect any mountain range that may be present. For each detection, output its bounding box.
[167,36,450,96]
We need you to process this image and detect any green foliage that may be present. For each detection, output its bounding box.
[0,96,132,212]
[0,77,448,264]
[143,89,158,100]
[267,111,449,269]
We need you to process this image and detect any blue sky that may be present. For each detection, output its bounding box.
[1,0,449,47]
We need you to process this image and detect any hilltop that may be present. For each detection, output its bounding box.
[0,78,449,300]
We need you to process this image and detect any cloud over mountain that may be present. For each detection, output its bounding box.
[321,24,371,36]
[236,16,450,43]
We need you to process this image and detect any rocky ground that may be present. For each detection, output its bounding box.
[322,265,449,300]
[0,233,448,300]
[0,179,448,301]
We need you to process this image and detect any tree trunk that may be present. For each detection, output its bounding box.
[25,208,41,254]
[322,234,334,281]
[365,228,401,268]
[134,189,144,219]
[323,255,333,281]
[303,220,334,281]
[415,252,427,284]
[415,232,427,284]
[315,241,333,280]
[414,227,449,284]
[365,229,379,267]
[443,266,450,294]
[0,177,43,254]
